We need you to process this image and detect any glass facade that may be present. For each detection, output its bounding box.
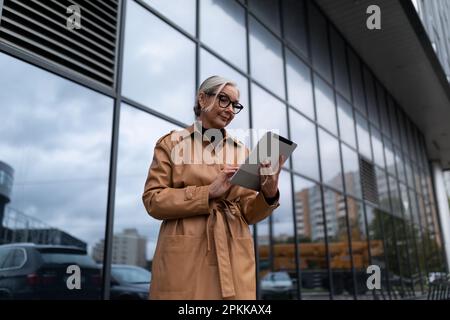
[0,0,446,300]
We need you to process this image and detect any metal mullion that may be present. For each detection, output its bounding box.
[305,0,333,300]
[101,0,126,300]
[243,0,262,300]
[0,0,3,24]
[80,0,118,25]
[7,0,115,56]
[326,17,358,300]
[279,0,301,301]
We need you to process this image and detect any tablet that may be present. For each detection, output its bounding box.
[230,131,297,191]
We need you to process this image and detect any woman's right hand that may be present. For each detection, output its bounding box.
[208,164,239,199]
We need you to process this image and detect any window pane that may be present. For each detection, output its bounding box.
[348,49,366,115]
[200,0,247,71]
[384,140,396,176]
[371,127,385,168]
[323,189,354,299]
[0,53,112,299]
[123,1,196,124]
[389,176,402,218]
[388,98,400,147]
[286,49,314,119]
[144,0,196,34]
[376,167,391,212]
[330,27,350,100]
[271,170,296,299]
[337,95,356,147]
[200,49,250,144]
[319,129,343,191]
[355,113,372,160]
[249,17,285,98]
[365,206,389,299]
[293,177,330,299]
[363,67,380,128]
[346,198,372,298]
[248,0,281,35]
[251,84,288,140]
[283,0,308,58]
[309,3,332,81]
[376,82,391,137]
[289,109,319,180]
[113,105,179,287]
[341,144,361,198]
[314,75,337,135]
[395,149,406,183]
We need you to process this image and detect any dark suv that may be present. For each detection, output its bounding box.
[0,243,101,300]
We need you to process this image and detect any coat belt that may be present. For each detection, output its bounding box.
[206,199,239,298]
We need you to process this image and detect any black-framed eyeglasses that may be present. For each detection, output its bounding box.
[207,92,244,114]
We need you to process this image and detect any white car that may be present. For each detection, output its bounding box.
[260,271,294,298]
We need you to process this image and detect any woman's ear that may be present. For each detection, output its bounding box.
[198,92,206,108]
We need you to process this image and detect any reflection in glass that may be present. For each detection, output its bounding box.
[0,53,112,299]
[289,109,319,180]
[341,144,361,198]
[114,105,180,282]
[389,176,402,218]
[384,140,396,177]
[371,127,385,168]
[388,98,400,147]
[200,0,247,71]
[309,3,332,81]
[348,49,366,114]
[376,83,391,137]
[314,75,337,134]
[337,95,356,147]
[251,84,288,141]
[376,167,390,212]
[346,199,373,298]
[270,171,296,299]
[123,1,196,124]
[200,49,250,145]
[257,217,271,299]
[395,150,406,183]
[286,50,314,119]
[363,67,379,128]
[248,0,281,35]
[365,206,390,299]
[323,189,353,299]
[330,27,350,100]
[144,0,196,34]
[282,0,308,58]
[355,113,372,160]
[319,129,343,191]
[293,176,330,299]
[249,17,285,98]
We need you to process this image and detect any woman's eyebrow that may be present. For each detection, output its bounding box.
[218,92,239,103]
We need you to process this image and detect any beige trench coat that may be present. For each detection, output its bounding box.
[142,123,280,300]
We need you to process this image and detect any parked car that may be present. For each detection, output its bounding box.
[0,243,101,300]
[109,264,151,300]
[260,271,294,299]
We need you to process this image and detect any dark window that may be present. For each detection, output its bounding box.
[359,158,379,205]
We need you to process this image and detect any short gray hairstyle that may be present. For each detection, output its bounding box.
[194,75,238,117]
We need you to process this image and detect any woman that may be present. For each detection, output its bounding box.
[142,75,285,300]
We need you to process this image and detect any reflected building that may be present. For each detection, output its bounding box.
[93,228,147,268]
[0,0,449,300]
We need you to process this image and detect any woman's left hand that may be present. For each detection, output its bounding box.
[259,155,286,198]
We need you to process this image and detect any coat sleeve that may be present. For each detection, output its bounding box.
[238,187,280,225]
[142,140,210,220]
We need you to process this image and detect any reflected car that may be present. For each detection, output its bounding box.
[260,271,294,299]
[0,243,101,300]
[109,264,151,300]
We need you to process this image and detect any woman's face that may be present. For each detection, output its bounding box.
[198,84,240,129]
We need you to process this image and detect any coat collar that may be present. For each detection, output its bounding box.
[181,121,243,148]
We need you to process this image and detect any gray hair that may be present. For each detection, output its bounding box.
[194,75,238,117]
